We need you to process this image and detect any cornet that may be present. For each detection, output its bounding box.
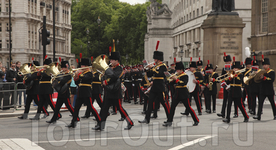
[144,62,154,70]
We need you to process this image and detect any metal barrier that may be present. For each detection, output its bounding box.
[0,82,26,110]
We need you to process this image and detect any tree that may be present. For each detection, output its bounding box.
[71,0,151,65]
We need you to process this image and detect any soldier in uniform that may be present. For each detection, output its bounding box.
[30,57,61,120]
[138,50,170,123]
[196,57,204,108]
[203,61,218,113]
[124,66,133,103]
[140,71,151,114]
[242,58,252,112]
[250,57,260,115]
[132,66,140,104]
[182,59,203,116]
[217,53,238,118]
[47,61,79,123]
[223,58,249,123]
[93,52,134,130]
[66,58,101,128]
[138,64,144,104]
[163,62,199,127]
[253,56,276,120]
[18,61,48,119]
[168,61,176,101]
[81,66,104,119]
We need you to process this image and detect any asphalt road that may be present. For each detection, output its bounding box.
[1,99,276,150]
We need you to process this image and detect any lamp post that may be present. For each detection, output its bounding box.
[97,16,101,54]
[126,54,128,65]
[86,28,89,57]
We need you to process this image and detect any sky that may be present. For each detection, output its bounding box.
[119,0,147,5]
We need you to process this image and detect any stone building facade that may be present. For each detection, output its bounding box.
[145,0,251,67]
[251,0,276,70]
[0,0,74,67]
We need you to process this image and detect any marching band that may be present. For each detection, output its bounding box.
[17,42,276,130]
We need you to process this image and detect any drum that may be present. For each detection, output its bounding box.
[185,70,196,93]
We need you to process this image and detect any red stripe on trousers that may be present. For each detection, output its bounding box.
[164,96,170,114]
[89,97,101,121]
[49,94,60,117]
[118,99,133,125]
[240,98,249,118]
[197,92,202,110]
[37,95,48,115]
[99,94,103,103]
[187,98,199,122]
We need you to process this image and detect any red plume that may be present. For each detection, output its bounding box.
[44,55,48,60]
[199,57,201,61]
[32,57,34,61]
[76,59,79,63]
[80,53,82,59]
[262,54,264,60]
[59,57,61,63]
[91,56,93,62]
[254,56,256,60]
[233,56,235,62]
[190,57,192,62]
[224,52,226,57]
[241,62,243,65]
[109,46,112,52]
[251,60,253,66]
[103,55,106,59]
[174,57,176,63]
[156,41,160,51]
[208,60,210,64]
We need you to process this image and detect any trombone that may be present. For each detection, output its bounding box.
[52,66,92,79]
[216,68,246,82]
[167,73,177,82]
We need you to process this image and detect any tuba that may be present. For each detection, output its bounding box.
[18,63,32,76]
[92,54,110,80]
[253,69,267,83]
[44,63,61,78]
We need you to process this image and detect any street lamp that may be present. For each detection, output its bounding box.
[126,54,128,65]
[97,16,101,54]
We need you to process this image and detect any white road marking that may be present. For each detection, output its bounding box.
[37,135,209,144]
[0,138,44,150]
[168,135,214,150]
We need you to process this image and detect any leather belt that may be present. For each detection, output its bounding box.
[39,81,51,84]
[152,77,164,80]
[79,83,92,87]
[92,82,101,84]
[230,84,242,87]
[175,85,187,88]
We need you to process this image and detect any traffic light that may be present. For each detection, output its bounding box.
[42,16,50,46]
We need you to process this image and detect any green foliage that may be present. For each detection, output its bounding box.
[71,0,151,65]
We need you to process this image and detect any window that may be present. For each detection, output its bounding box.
[6,23,12,31]
[197,9,199,17]
[261,0,268,32]
[0,23,1,32]
[0,40,2,49]
[193,11,195,19]
[0,3,1,12]
[201,6,203,15]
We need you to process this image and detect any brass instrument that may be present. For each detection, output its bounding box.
[144,62,154,70]
[167,73,177,82]
[44,63,61,77]
[92,54,110,73]
[243,71,258,85]
[209,76,213,91]
[216,68,247,82]
[18,63,32,76]
[253,69,267,83]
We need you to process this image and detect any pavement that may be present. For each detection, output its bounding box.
[0,98,276,150]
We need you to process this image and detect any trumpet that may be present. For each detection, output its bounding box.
[167,73,177,82]
[144,62,154,70]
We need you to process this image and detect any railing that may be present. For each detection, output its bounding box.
[0,82,26,110]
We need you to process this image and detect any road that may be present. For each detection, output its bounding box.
[0,99,276,150]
